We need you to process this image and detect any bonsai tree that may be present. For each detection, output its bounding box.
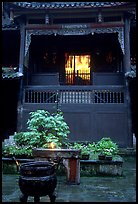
[3,110,70,157]
[26,109,70,148]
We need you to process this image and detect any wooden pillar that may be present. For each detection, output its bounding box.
[123,14,133,147]
[123,15,131,73]
[19,22,25,74]
[17,22,25,132]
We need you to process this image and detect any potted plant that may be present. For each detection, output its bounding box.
[98,151,106,160]
[71,142,83,159]
[81,146,90,160]
[98,149,113,161]
[96,137,119,161]
[104,151,113,161]
[71,142,90,160]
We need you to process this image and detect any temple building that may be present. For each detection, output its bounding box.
[2,2,136,147]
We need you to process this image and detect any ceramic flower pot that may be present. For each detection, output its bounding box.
[81,154,89,160]
[105,155,112,161]
[98,154,106,160]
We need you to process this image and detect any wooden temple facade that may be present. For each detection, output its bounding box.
[2,2,136,147]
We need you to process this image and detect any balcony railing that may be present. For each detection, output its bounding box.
[23,85,125,104]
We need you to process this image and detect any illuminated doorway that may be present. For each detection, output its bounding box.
[65,54,91,85]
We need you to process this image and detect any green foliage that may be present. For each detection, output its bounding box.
[71,142,84,150]
[87,142,97,154]
[27,110,70,148]
[2,144,32,157]
[71,142,93,156]
[3,109,70,157]
[2,111,119,161]
[72,142,98,153]
[14,132,41,147]
[96,137,119,156]
[71,137,119,159]
[81,146,90,155]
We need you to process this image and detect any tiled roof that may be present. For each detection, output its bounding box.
[11,2,129,9]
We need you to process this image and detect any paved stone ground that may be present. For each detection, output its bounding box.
[2,156,136,202]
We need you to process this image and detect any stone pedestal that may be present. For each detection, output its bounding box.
[32,148,81,185]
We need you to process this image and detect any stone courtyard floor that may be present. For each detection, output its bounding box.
[2,156,136,202]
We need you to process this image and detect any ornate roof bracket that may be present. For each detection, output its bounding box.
[94,27,124,54]
[25,26,124,56]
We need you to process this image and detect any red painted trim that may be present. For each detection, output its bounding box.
[25,22,124,30]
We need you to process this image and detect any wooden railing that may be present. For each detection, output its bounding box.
[23,85,125,104]
[65,71,90,85]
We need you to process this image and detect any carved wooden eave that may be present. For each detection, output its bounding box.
[3,2,135,56]
[25,24,125,56]
[8,2,133,10]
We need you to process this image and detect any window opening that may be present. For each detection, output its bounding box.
[65,54,91,85]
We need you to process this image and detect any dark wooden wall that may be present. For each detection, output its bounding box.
[21,101,130,148]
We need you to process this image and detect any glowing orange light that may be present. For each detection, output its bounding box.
[49,142,56,149]
[65,54,91,81]
[15,160,19,166]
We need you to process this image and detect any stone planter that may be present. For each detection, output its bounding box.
[80,160,123,176]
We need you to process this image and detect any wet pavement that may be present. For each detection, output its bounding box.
[2,156,136,202]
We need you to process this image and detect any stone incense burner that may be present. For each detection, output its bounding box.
[19,161,57,202]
